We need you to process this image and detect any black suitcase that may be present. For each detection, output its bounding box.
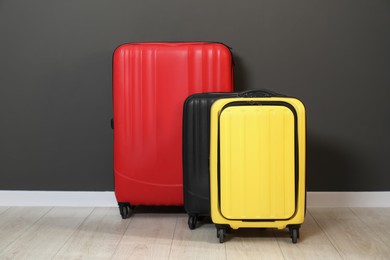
[182,89,283,229]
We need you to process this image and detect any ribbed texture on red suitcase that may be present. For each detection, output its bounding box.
[113,43,233,205]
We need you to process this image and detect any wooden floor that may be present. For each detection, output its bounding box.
[0,207,389,259]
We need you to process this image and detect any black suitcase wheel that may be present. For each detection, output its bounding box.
[288,225,300,243]
[218,229,226,243]
[290,228,299,244]
[291,229,298,243]
[118,203,134,219]
[188,215,198,230]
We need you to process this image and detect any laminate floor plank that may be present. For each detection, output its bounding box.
[1,207,390,259]
[310,207,390,259]
[0,207,93,259]
[169,215,226,260]
[275,210,342,259]
[0,207,9,215]
[53,207,130,260]
[351,207,390,247]
[0,207,51,252]
[111,213,178,260]
[225,227,284,259]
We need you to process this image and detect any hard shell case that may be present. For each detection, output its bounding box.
[183,90,280,229]
[209,96,306,243]
[113,42,234,218]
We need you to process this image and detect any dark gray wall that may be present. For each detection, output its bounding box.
[0,0,389,191]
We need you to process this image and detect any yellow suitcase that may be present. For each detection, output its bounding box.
[210,97,306,243]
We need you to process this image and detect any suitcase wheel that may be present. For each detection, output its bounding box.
[188,215,198,230]
[288,226,300,244]
[118,202,135,219]
[217,228,226,243]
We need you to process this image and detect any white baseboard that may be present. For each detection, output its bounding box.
[0,191,389,207]
[306,192,390,207]
[0,191,117,207]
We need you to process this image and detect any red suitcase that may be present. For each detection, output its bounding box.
[112,42,234,218]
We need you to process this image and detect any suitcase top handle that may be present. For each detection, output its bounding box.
[238,89,285,98]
